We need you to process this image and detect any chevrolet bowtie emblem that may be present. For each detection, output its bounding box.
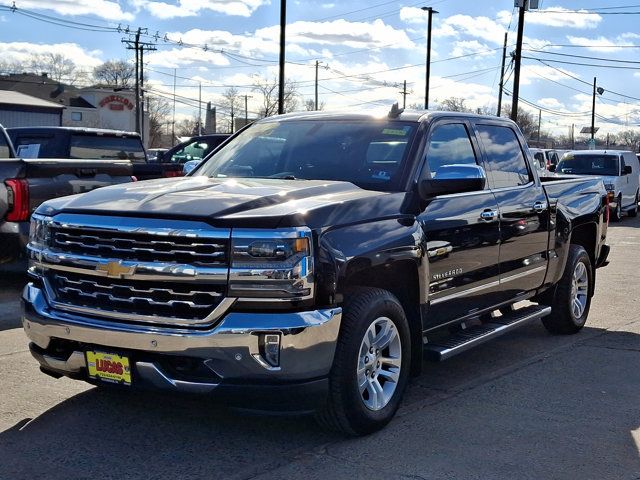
[97,261,137,279]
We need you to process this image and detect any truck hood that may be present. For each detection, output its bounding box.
[39,176,408,229]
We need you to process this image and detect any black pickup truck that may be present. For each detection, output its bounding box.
[22,109,609,436]
[7,127,183,181]
[0,125,134,267]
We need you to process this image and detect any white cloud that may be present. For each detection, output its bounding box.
[0,0,134,21]
[145,46,230,68]
[497,7,601,29]
[321,3,335,8]
[520,64,579,86]
[132,0,269,19]
[399,6,429,25]
[0,42,103,68]
[450,40,494,58]
[566,35,637,52]
[160,19,416,65]
[427,14,547,51]
[538,97,565,110]
[256,19,416,50]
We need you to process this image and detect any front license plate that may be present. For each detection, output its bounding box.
[86,351,132,385]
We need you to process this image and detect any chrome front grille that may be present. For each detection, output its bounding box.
[36,214,234,328]
[51,226,228,266]
[49,273,226,323]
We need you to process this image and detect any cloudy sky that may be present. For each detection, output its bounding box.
[1,0,640,137]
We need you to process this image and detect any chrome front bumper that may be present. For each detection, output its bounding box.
[23,283,341,397]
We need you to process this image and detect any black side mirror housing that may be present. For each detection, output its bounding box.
[548,164,557,172]
[623,165,632,175]
[419,164,487,199]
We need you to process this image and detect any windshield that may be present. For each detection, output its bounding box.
[196,120,417,191]
[69,135,146,162]
[556,154,620,176]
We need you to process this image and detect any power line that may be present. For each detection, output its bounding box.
[525,49,640,65]
[522,55,640,70]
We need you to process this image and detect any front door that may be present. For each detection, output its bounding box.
[417,120,501,328]
[474,122,549,299]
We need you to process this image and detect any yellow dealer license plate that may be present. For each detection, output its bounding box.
[86,351,132,385]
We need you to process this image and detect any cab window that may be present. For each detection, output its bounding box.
[425,123,478,178]
[476,124,531,189]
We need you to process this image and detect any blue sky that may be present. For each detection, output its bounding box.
[1,0,640,136]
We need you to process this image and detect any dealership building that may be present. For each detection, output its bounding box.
[0,73,149,145]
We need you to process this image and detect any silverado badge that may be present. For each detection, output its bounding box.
[97,261,137,279]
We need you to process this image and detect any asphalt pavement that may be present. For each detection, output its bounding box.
[0,217,639,479]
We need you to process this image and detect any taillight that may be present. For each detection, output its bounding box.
[604,195,610,224]
[5,179,30,222]
[164,170,184,178]
[131,176,138,182]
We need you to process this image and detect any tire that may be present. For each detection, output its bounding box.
[628,191,639,218]
[541,245,593,335]
[611,195,623,222]
[316,287,411,436]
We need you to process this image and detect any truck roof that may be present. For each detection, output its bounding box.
[567,149,634,155]
[268,109,520,125]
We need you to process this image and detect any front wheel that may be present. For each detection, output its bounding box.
[542,245,593,334]
[316,287,411,436]
[611,194,623,222]
[628,191,639,218]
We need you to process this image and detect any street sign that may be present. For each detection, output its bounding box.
[587,139,596,150]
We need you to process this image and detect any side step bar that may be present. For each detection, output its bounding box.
[424,305,552,361]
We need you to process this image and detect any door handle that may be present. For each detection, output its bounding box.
[532,201,547,213]
[480,210,498,221]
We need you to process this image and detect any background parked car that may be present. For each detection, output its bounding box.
[553,149,639,221]
[529,148,551,177]
[160,134,230,165]
[7,127,182,181]
[147,148,168,163]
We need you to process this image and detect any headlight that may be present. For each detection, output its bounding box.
[229,229,314,303]
[29,213,52,250]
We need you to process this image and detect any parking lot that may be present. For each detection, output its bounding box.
[0,218,639,480]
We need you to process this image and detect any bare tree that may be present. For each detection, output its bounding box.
[93,60,136,87]
[147,95,172,147]
[252,76,299,117]
[438,97,471,112]
[615,130,640,151]
[0,60,26,75]
[304,98,325,111]
[28,53,86,85]
[502,104,537,140]
[175,116,198,137]
[219,87,243,133]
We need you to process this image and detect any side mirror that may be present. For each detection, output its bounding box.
[623,165,632,175]
[419,164,487,199]
[548,164,557,172]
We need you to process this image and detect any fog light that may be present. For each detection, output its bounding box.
[260,334,281,368]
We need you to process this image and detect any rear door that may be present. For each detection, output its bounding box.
[418,119,502,327]
[473,122,550,300]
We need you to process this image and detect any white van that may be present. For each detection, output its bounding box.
[554,150,640,221]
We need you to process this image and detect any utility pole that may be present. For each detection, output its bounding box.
[400,80,408,109]
[497,32,508,117]
[315,60,319,111]
[133,29,140,135]
[572,124,575,149]
[123,30,156,143]
[198,82,202,135]
[244,94,252,125]
[537,109,541,143]
[212,107,217,133]
[278,0,286,114]
[230,102,235,134]
[421,6,438,110]
[591,76,597,140]
[171,68,176,143]
[510,2,526,122]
